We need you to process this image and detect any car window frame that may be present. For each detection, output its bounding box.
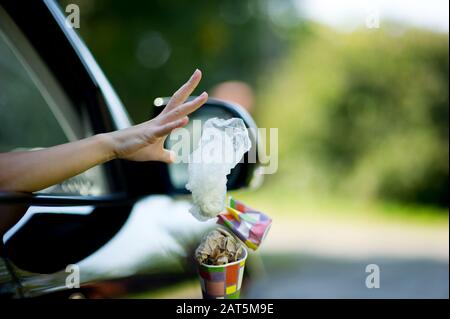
[0,8,113,197]
[0,1,133,201]
[0,9,83,143]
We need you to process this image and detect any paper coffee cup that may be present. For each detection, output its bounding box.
[197,245,248,299]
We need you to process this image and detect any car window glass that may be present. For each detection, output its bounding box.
[0,13,110,196]
[0,32,68,151]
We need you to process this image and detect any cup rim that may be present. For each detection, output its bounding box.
[199,244,248,268]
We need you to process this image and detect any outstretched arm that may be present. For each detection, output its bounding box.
[0,69,207,193]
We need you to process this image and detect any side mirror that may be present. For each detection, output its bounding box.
[155,97,261,194]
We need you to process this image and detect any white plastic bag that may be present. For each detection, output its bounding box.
[186,117,251,221]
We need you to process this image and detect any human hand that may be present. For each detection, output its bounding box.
[106,69,207,163]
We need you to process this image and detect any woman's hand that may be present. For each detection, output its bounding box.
[106,69,208,163]
[0,69,207,193]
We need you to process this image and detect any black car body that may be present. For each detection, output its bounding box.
[0,0,260,298]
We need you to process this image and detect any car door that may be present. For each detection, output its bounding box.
[0,2,136,297]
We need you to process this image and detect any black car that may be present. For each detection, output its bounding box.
[0,0,260,298]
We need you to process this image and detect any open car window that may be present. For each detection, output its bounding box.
[0,7,110,196]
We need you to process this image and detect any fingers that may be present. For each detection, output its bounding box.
[159,149,175,164]
[162,92,208,123]
[154,116,189,138]
[164,69,202,112]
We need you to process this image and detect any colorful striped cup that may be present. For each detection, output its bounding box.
[197,244,248,299]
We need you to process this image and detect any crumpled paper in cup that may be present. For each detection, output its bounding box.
[195,228,244,265]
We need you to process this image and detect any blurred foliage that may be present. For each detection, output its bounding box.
[257,25,449,207]
[61,0,448,208]
[61,0,291,122]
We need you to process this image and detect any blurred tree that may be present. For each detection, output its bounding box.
[59,0,291,122]
[257,25,449,207]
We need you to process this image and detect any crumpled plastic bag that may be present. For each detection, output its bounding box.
[186,117,251,221]
[195,229,243,265]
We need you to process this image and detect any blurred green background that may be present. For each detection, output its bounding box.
[61,0,448,223]
[54,0,449,299]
